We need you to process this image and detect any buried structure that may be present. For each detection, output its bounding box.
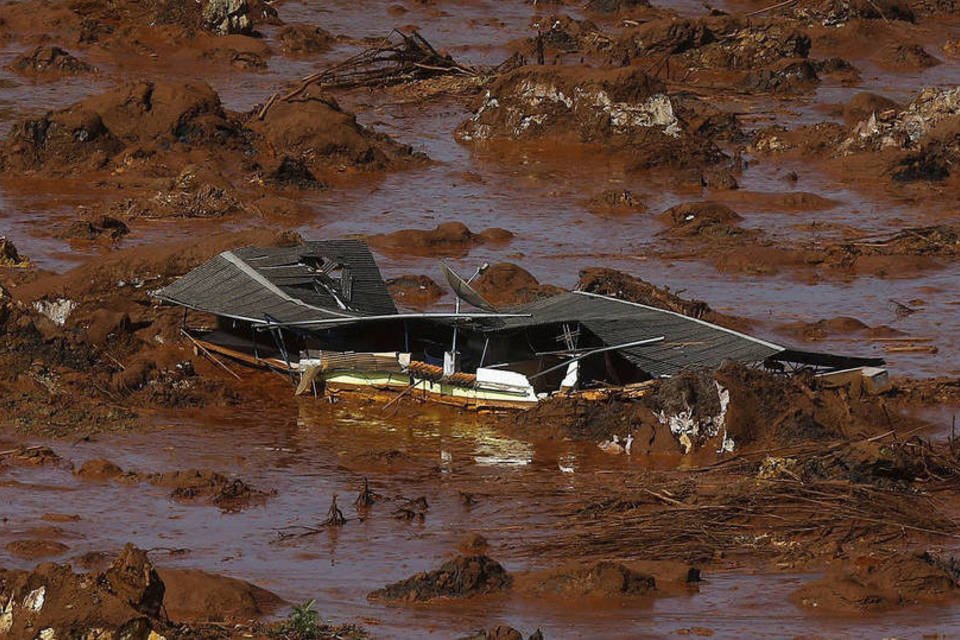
[154,240,887,410]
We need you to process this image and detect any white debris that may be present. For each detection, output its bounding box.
[23,586,45,613]
[462,81,681,141]
[33,298,76,326]
[38,628,56,640]
[658,381,734,454]
[0,597,12,634]
[587,90,681,137]
[840,87,960,154]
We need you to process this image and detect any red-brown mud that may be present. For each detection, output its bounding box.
[2,0,960,637]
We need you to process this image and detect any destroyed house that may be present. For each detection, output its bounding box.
[156,240,886,409]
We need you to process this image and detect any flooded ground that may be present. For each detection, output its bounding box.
[5,401,960,638]
[2,0,960,638]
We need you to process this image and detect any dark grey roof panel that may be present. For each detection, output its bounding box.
[155,240,396,323]
[481,291,783,377]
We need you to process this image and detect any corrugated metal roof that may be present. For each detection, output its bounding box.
[155,240,397,324]
[482,291,784,377]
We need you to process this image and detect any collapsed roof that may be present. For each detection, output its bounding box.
[155,240,884,377]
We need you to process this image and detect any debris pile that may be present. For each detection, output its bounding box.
[259,30,475,117]
[457,67,712,166]
[840,87,960,154]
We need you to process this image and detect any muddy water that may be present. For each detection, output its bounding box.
[5,403,960,638]
[2,1,960,636]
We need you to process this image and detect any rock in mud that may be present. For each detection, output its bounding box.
[840,87,960,155]
[794,551,960,612]
[10,46,94,76]
[387,274,444,308]
[369,554,512,602]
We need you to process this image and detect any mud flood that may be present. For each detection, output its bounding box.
[3,0,960,638]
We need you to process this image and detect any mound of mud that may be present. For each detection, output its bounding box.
[456,66,727,171]
[1,80,237,175]
[387,274,445,308]
[276,23,334,56]
[5,539,71,560]
[59,214,130,242]
[514,394,659,443]
[0,544,166,638]
[369,554,512,602]
[472,263,561,307]
[525,14,612,58]
[0,544,283,638]
[523,561,656,598]
[0,229,294,435]
[249,93,423,175]
[367,222,512,258]
[143,469,273,511]
[794,551,960,612]
[0,80,421,220]
[577,267,746,329]
[10,46,93,76]
[157,567,284,623]
[586,189,646,215]
[461,626,545,640]
[657,202,746,238]
[612,15,828,93]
